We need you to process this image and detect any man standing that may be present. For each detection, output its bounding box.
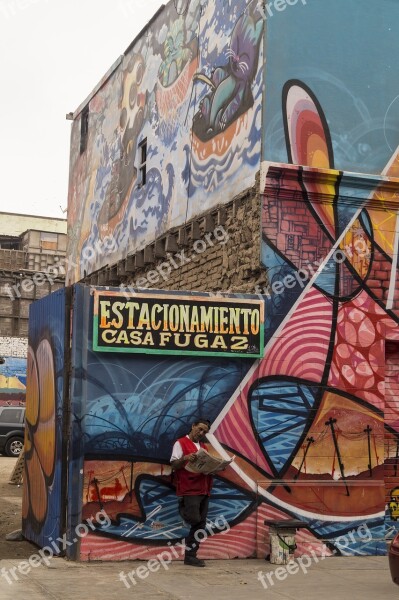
[170,419,212,567]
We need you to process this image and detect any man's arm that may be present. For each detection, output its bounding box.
[170,453,198,470]
[170,440,199,470]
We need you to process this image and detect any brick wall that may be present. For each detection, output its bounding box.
[87,183,268,295]
[0,336,28,358]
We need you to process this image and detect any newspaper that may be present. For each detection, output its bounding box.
[185,447,234,475]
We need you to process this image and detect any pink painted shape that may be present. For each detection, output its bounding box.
[215,385,274,476]
[215,289,332,472]
[263,287,333,382]
[328,290,398,410]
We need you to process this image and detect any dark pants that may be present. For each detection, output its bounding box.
[180,495,209,557]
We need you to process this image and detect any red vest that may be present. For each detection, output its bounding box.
[173,436,213,497]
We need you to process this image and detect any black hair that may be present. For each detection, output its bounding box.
[193,418,211,428]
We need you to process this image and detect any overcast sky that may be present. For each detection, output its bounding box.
[0,0,164,220]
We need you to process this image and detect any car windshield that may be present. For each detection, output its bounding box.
[0,409,24,424]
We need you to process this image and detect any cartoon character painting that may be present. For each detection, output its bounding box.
[158,17,192,87]
[193,3,263,141]
[156,10,200,145]
[98,54,147,233]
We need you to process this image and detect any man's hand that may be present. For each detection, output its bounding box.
[171,452,198,470]
[184,453,198,463]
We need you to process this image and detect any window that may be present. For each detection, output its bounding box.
[139,138,147,186]
[287,235,295,251]
[40,232,58,250]
[0,236,20,250]
[80,106,89,154]
[0,408,24,424]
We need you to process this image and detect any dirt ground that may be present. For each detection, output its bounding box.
[0,456,36,560]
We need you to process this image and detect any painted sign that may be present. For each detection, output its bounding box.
[93,291,264,357]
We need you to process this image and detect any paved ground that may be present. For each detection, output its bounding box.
[1,457,398,599]
[0,555,397,600]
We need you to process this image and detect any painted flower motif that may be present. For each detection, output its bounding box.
[22,339,56,532]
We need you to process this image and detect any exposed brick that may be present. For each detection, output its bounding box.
[0,336,28,358]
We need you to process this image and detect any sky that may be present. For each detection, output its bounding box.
[0,0,165,220]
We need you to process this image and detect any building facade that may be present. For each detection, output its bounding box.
[0,213,67,405]
[27,0,399,558]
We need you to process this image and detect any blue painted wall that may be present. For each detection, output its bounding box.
[264,0,399,173]
[22,288,66,550]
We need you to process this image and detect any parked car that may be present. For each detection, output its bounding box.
[389,530,399,585]
[0,406,25,457]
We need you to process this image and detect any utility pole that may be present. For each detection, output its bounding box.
[326,417,350,496]
[364,425,373,478]
[294,437,315,480]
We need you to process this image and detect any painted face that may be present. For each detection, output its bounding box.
[191,422,210,442]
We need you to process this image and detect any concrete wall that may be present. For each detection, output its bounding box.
[0,213,67,237]
[0,216,67,338]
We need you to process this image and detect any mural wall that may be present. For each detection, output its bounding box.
[264,0,399,175]
[67,0,264,284]
[68,286,259,559]
[66,54,399,558]
[259,68,399,554]
[24,277,399,558]
[54,278,394,561]
[22,289,67,550]
[0,357,26,405]
[26,0,399,560]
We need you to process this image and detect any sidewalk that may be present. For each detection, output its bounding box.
[0,554,397,600]
[0,458,397,599]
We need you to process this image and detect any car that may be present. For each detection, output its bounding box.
[389,530,399,585]
[0,406,25,457]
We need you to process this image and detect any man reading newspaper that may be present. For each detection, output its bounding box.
[170,418,231,567]
[184,447,233,475]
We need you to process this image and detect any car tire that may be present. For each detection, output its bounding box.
[5,437,24,457]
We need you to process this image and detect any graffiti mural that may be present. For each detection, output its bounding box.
[67,78,399,559]
[34,0,399,559]
[22,289,66,549]
[389,488,399,521]
[53,282,375,560]
[67,0,264,284]
[0,357,26,405]
[264,0,399,175]
[258,77,399,555]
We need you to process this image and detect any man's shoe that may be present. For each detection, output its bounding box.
[184,556,206,567]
